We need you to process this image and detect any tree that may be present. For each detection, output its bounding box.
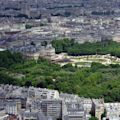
[36,80,47,88]
[101,109,106,119]
[25,81,32,87]
[41,41,48,47]
[0,50,24,68]
[89,116,98,120]
[25,24,32,29]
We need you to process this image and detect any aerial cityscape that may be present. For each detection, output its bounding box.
[0,0,120,120]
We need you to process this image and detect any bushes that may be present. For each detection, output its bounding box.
[25,24,32,29]
[0,51,24,68]
[52,39,120,57]
[1,51,120,102]
[89,116,98,120]
[0,72,16,85]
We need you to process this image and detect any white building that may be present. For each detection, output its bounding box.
[103,103,120,120]
[28,87,60,100]
[5,100,21,115]
[0,110,9,120]
[92,99,104,120]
